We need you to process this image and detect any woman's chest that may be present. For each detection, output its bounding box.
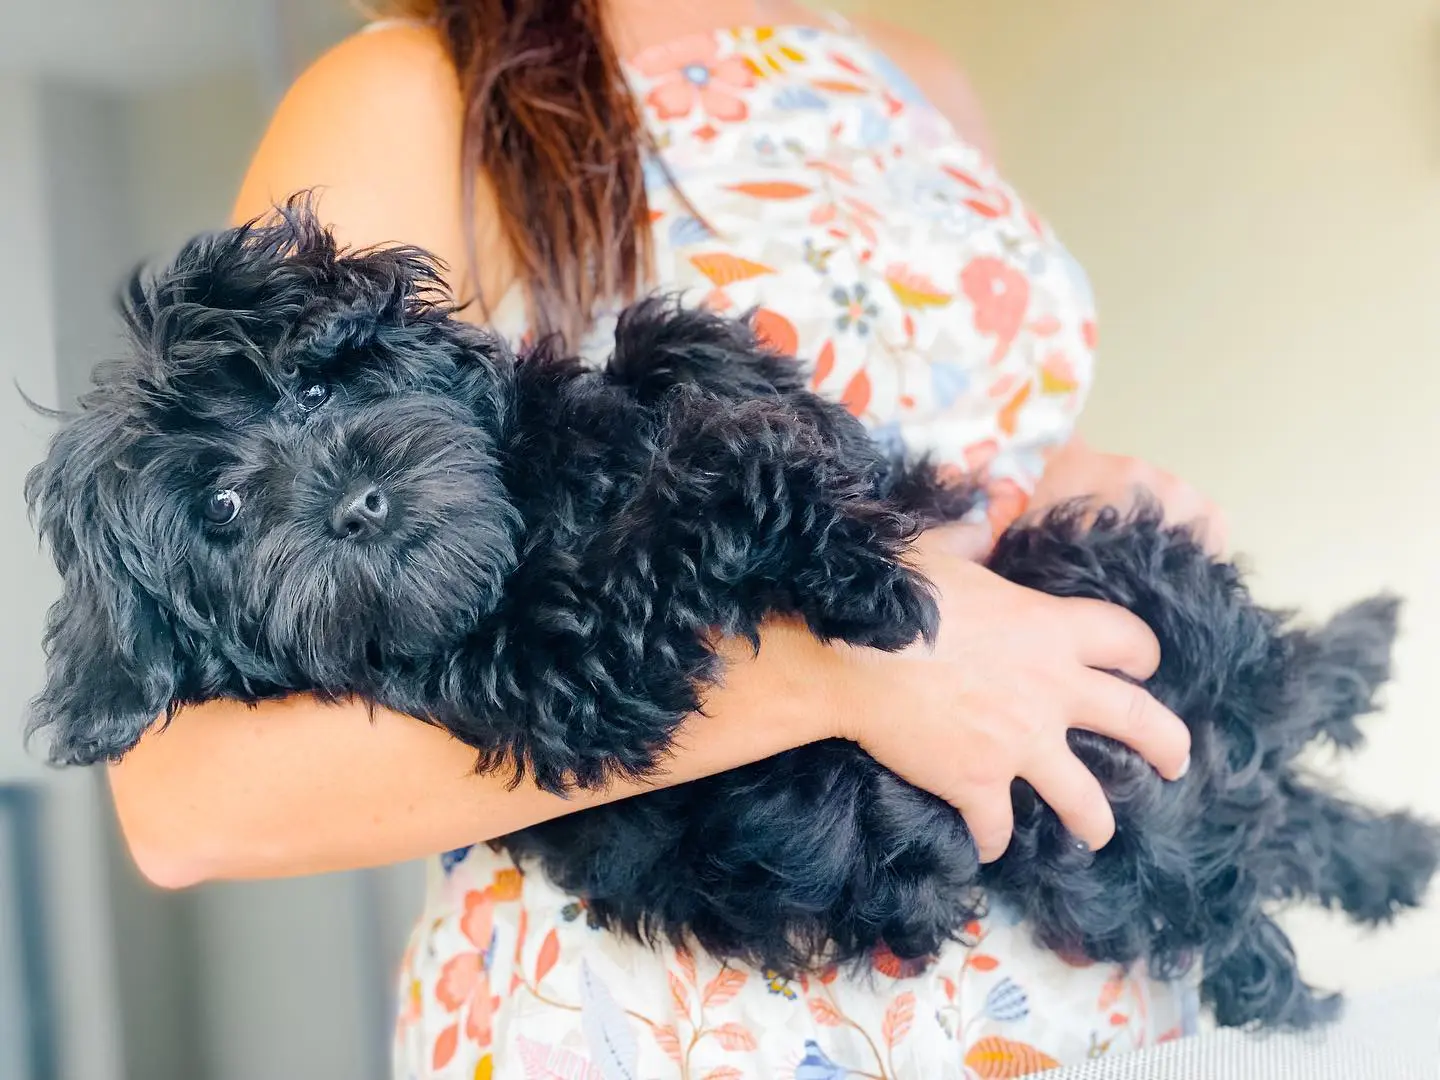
[613,26,1098,491]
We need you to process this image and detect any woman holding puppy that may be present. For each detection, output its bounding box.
[110,0,1223,1073]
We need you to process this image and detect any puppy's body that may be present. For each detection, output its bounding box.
[28,205,1438,1034]
[380,312,944,790]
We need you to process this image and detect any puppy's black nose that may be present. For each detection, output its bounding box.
[330,484,390,540]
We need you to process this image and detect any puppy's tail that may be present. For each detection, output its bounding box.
[1289,595,1401,751]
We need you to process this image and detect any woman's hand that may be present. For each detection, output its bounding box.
[824,528,1192,863]
[1029,437,1229,553]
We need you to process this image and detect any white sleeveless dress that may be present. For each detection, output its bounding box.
[391,19,1204,1080]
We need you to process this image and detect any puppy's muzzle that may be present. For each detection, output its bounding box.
[330,481,391,541]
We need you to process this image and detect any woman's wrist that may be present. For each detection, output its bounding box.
[708,523,996,755]
[917,519,996,562]
[709,616,859,749]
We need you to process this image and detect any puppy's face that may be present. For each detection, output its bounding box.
[27,204,520,763]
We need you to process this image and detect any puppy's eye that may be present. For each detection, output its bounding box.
[298,381,330,411]
[203,489,243,526]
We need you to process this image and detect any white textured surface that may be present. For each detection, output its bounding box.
[1039,977,1440,1079]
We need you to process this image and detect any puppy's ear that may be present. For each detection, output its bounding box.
[123,193,455,370]
[30,560,179,766]
[256,195,455,363]
[25,413,180,766]
[286,238,451,362]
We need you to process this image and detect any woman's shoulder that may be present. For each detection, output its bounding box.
[847,15,996,161]
[238,19,461,192]
[231,20,475,270]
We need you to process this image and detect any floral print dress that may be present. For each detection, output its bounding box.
[392,18,1204,1080]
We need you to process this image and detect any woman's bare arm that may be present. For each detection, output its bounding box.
[231,24,503,300]
[111,625,836,886]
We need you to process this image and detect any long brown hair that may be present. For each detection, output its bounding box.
[394,0,653,346]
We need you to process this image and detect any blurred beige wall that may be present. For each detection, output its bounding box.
[852,0,1440,992]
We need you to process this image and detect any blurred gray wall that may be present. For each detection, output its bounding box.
[2,6,428,1080]
[1,74,126,1080]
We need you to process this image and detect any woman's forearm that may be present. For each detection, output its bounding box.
[109,619,841,887]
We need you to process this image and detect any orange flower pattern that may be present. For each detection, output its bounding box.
[397,865,1201,1078]
[633,33,758,125]
[514,20,1102,532]
[393,17,1204,1080]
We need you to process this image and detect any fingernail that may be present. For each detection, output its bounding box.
[1174,754,1191,780]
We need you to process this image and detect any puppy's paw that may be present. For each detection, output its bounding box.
[801,564,938,651]
[1204,915,1339,1030]
[1332,812,1440,924]
[787,496,937,650]
[1297,594,1402,751]
[392,660,689,797]
[508,699,684,795]
[524,746,667,795]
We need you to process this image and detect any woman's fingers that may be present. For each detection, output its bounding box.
[1194,506,1230,554]
[1058,597,1163,681]
[1021,749,1117,851]
[1073,668,1191,781]
[958,783,1016,864]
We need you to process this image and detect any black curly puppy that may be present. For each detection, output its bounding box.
[26,205,937,791]
[27,204,1438,1032]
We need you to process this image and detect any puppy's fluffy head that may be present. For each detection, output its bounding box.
[26,199,521,764]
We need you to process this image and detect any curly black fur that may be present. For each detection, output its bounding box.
[27,201,1438,1032]
[507,530,1436,1029]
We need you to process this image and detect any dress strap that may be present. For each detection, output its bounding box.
[819,7,859,35]
[358,15,433,35]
